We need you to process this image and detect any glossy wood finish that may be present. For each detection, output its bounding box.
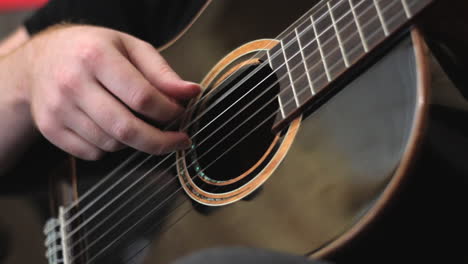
[67,2,429,263]
[62,0,468,263]
[145,33,424,264]
[312,28,430,259]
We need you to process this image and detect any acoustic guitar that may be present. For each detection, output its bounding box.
[31,0,468,263]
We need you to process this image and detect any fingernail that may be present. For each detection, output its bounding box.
[184,81,202,93]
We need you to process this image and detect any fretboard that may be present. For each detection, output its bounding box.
[266,0,432,131]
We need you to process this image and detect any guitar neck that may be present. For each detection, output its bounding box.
[267,0,433,132]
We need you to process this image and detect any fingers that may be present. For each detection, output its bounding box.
[62,108,125,152]
[90,45,185,123]
[119,34,201,100]
[38,119,105,161]
[77,81,192,155]
[29,26,198,159]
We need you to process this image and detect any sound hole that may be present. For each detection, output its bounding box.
[186,64,280,190]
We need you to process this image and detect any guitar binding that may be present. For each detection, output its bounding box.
[176,40,302,206]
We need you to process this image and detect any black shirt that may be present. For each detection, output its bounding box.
[24,0,209,47]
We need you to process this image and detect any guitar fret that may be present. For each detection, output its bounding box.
[281,31,313,107]
[329,0,365,66]
[332,0,366,65]
[328,1,349,67]
[280,40,300,107]
[401,0,412,18]
[295,28,315,94]
[378,0,407,33]
[296,19,329,93]
[271,0,434,130]
[312,4,347,81]
[277,96,286,119]
[349,0,368,52]
[310,15,331,81]
[352,0,386,49]
[266,48,287,121]
[373,0,389,36]
[266,49,273,68]
[267,45,298,117]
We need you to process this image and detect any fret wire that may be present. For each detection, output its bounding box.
[60,0,362,225]
[348,0,369,52]
[65,0,397,227]
[266,49,274,68]
[266,48,290,119]
[401,0,412,18]
[294,28,315,94]
[277,95,286,119]
[68,3,422,261]
[328,1,350,67]
[63,0,427,258]
[280,40,300,107]
[373,0,389,35]
[61,0,426,220]
[310,14,332,81]
[57,1,432,262]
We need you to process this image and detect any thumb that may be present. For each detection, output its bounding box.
[119,33,201,100]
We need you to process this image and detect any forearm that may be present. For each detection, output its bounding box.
[0,47,37,176]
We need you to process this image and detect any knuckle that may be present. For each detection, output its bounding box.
[84,123,109,148]
[102,139,122,152]
[129,88,153,113]
[35,114,57,137]
[81,148,104,161]
[54,68,81,95]
[75,40,104,65]
[111,121,137,142]
[46,95,63,116]
[158,63,173,76]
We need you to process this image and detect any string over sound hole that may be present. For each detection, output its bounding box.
[177,62,293,205]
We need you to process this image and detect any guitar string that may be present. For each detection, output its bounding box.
[57,0,410,258]
[58,0,357,225]
[59,0,348,225]
[63,0,363,245]
[112,3,420,264]
[61,0,371,236]
[61,0,406,256]
[59,0,334,217]
[67,2,409,262]
[65,0,374,255]
[116,6,419,263]
[85,11,401,261]
[75,4,414,264]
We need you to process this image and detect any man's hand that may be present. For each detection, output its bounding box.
[10,25,200,160]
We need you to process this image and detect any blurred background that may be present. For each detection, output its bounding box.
[0,3,46,264]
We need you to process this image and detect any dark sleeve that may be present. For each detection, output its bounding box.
[24,0,208,46]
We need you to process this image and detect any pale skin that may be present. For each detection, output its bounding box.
[0,25,200,175]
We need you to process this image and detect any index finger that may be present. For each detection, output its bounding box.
[78,80,191,155]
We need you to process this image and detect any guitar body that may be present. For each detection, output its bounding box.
[45,0,468,263]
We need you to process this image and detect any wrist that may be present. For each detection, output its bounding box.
[0,48,31,110]
[0,49,39,175]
